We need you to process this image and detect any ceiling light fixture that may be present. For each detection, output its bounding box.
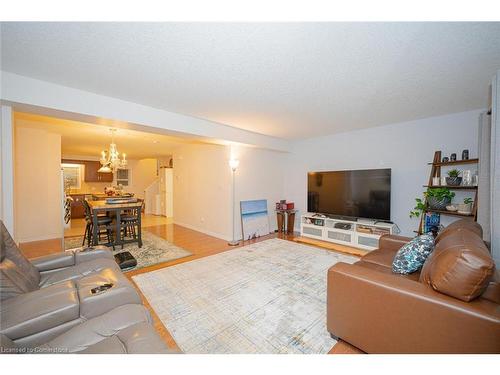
[98,128,127,173]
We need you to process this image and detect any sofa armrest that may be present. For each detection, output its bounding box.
[76,269,141,319]
[0,281,80,344]
[378,234,411,252]
[327,262,500,353]
[72,246,114,264]
[30,252,75,272]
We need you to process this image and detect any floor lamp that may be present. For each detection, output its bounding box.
[228,158,240,246]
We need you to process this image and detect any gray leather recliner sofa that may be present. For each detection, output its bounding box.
[0,220,175,354]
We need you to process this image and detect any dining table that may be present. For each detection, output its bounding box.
[87,199,143,248]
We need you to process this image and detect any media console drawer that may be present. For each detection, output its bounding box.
[326,229,352,244]
[301,225,323,238]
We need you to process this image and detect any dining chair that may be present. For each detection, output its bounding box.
[82,199,115,250]
[119,199,143,248]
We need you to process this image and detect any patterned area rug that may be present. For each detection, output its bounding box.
[64,231,193,270]
[133,238,357,353]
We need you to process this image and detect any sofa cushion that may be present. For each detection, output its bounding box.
[39,258,121,287]
[420,229,495,302]
[0,281,79,341]
[39,304,173,354]
[435,218,482,243]
[1,259,38,300]
[0,221,40,297]
[356,260,421,281]
[392,233,434,275]
[478,269,500,304]
[360,247,399,268]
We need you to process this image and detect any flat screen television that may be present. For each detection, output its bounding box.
[307,168,391,221]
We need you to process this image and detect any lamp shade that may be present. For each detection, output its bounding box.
[229,158,239,171]
[98,164,112,173]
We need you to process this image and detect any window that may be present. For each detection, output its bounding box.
[62,164,82,189]
[116,168,130,186]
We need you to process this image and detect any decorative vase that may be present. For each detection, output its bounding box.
[457,203,472,214]
[462,170,472,186]
[450,153,457,161]
[428,196,451,210]
[446,176,462,186]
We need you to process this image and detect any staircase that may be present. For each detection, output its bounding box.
[143,178,160,215]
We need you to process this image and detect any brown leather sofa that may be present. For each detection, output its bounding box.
[327,219,500,354]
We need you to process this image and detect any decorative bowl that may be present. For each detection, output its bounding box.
[446,205,458,212]
[446,177,462,186]
[428,196,452,210]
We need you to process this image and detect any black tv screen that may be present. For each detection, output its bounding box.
[307,169,391,220]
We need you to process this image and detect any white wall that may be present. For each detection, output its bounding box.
[232,146,286,240]
[285,110,482,236]
[0,105,15,236]
[490,71,500,266]
[173,143,232,240]
[14,126,62,243]
[124,158,158,199]
[173,143,285,241]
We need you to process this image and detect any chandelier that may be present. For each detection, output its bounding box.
[98,129,127,173]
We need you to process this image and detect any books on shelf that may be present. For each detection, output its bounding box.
[423,212,440,234]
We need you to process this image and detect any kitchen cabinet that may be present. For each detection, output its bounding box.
[69,194,85,219]
[84,161,113,182]
[62,159,113,183]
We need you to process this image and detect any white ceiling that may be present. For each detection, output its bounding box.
[2,22,500,140]
[14,112,193,159]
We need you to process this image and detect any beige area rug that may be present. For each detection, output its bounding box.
[133,238,357,353]
[64,231,192,270]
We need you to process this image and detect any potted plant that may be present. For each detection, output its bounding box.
[410,188,456,218]
[446,169,462,186]
[458,197,473,214]
[425,188,455,210]
[409,188,455,217]
[409,197,426,218]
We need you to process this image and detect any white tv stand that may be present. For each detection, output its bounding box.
[300,213,397,251]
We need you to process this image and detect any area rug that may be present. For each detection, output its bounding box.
[64,231,193,270]
[132,238,358,353]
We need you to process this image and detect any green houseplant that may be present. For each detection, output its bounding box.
[446,169,462,186]
[458,197,473,214]
[426,187,455,210]
[410,188,456,218]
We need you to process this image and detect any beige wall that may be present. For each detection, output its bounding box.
[14,125,62,243]
[123,158,158,199]
[173,143,285,241]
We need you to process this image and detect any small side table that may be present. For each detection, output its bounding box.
[275,209,297,234]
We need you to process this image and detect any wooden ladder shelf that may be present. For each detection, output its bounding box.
[418,151,479,235]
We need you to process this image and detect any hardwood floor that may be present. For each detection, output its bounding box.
[19,238,63,258]
[20,221,364,354]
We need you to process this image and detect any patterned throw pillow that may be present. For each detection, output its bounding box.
[392,234,435,275]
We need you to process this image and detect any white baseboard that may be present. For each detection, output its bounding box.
[173,220,233,242]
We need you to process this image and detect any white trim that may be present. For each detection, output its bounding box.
[173,220,232,242]
[491,70,500,267]
[0,105,15,237]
